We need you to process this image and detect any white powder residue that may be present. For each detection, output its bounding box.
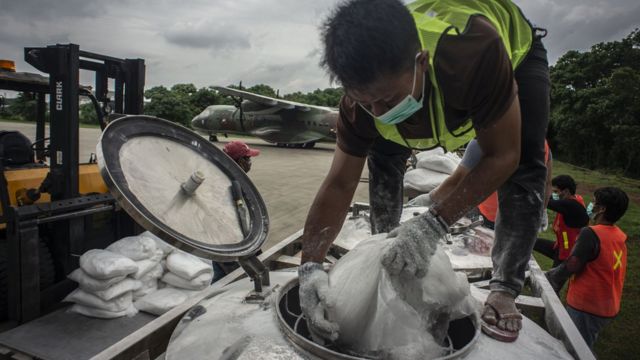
[119,136,243,245]
[327,234,479,359]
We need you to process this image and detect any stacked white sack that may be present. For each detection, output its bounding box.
[66,249,141,318]
[140,231,175,256]
[404,148,462,193]
[107,235,164,300]
[161,251,213,291]
[131,250,212,316]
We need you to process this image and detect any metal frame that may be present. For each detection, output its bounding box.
[0,216,596,359]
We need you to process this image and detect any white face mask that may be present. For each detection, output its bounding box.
[359,53,425,125]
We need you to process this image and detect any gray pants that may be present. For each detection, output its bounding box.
[368,136,411,235]
[489,36,550,296]
[490,180,544,296]
[567,306,612,349]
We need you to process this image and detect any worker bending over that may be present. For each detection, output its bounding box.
[299,0,549,343]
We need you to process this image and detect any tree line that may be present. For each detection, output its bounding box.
[549,29,639,177]
[142,83,344,127]
[1,30,638,177]
[0,83,344,128]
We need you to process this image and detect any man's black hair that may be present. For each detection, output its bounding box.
[594,187,629,223]
[320,0,421,90]
[552,175,577,195]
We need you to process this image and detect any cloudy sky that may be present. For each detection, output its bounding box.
[1,0,638,94]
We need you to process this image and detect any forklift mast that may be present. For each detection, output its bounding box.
[24,43,145,200]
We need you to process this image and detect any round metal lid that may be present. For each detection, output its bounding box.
[96,115,269,261]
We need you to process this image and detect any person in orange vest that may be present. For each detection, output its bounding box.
[546,187,629,349]
[534,175,589,267]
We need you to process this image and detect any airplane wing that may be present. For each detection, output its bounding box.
[214,86,334,113]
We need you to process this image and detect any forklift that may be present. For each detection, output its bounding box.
[0,44,145,326]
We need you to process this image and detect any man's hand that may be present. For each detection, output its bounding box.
[382,211,448,278]
[539,211,549,233]
[545,269,564,294]
[298,262,339,341]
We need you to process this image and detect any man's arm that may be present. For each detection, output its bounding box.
[545,227,600,292]
[429,165,470,204]
[434,95,521,224]
[301,147,366,263]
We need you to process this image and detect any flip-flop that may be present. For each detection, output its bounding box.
[480,303,522,342]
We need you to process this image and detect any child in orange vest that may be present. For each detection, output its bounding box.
[546,187,629,349]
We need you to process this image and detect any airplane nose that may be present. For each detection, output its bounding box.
[191,114,204,128]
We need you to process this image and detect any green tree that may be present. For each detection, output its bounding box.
[247,84,277,98]
[144,84,226,127]
[550,29,640,177]
[191,86,220,112]
[143,85,194,127]
[79,102,98,124]
[7,92,37,121]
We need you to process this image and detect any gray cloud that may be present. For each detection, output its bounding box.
[0,0,638,95]
[517,0,640,62]
[163,20,250,51]
[2,0,105,21]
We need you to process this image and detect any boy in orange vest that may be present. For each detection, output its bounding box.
[546,187,629,349]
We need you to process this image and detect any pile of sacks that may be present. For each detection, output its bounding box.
[404,148,461,194]
[66,231,214,318]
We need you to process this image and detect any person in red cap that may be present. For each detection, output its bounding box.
[213,141,261,283]
[223,141,260,173]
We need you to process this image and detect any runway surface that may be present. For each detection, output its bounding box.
[0,121,370,249]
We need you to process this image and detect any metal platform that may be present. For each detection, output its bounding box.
[0,307,155,360]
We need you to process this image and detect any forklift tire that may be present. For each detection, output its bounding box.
[0,239,56,321]
[38,238,56,291]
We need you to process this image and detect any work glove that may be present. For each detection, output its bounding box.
[298,262,339,342]
[539,211,549,233]
[407,192,434,207]
[382,211,448,278]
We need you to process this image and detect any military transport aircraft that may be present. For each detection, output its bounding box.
[191,86,338,148]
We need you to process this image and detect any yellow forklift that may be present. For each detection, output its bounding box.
[0,44,145,326]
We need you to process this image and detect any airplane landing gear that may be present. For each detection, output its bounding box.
[275,142,316,149]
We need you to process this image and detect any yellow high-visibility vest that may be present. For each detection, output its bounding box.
[375,0,533,151]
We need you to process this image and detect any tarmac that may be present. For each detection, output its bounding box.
[0,121,370,249]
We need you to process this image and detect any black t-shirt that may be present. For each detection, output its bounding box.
[546,226,601,292]
[547,198,589,228]
[570,227,600,264]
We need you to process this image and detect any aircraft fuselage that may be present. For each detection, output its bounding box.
[191,101,338,145]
